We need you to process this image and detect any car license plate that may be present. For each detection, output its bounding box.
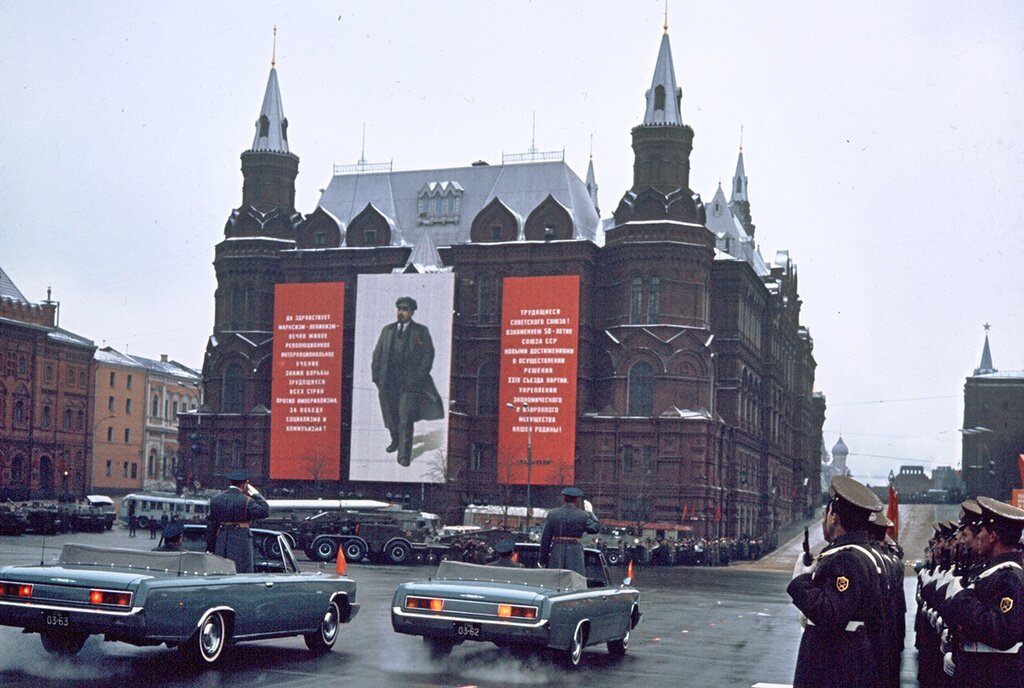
[45,611,71,629]
[455,622,481,638]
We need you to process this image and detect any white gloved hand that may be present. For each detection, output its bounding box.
[792,553,815,579]
[583,499,594,514]
[245,483,260,497]
[942,652,955,677]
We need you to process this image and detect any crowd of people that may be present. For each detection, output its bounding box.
[594,535,777,567]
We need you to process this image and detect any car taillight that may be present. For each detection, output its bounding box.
[89,589,132,607]
[405,596,444,612]
[0,582,33,598]
[497,603,537,619]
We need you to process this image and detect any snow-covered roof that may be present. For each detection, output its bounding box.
[317,159,600,248]
[643,32,683,126]
[249,67,290,155]
[0,265,28,303]
[706,185,769,276]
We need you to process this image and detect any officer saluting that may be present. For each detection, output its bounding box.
[941,495,1024,688]
[205,469,270,573]
[539,487,600,577]
[788,475,885,688]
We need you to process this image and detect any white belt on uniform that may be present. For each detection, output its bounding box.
[804,620,864,632]
[962,641,1022,654]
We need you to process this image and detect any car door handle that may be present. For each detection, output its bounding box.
[264,582,274,588]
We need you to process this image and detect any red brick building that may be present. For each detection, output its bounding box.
[0,270,96,499]
[180,30,824,537]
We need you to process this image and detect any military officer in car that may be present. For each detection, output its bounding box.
[539,487,600,576]
[206,468,270,573]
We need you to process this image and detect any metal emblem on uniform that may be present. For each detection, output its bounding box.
[836,576,850,592]
[1000,597,1013,614]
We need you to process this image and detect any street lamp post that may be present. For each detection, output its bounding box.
[506,401,533,533]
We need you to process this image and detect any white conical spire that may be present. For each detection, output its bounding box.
[731,148,748,203]
[250,66,290,154]
[643,32,683,126]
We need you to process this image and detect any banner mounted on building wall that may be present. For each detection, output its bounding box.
[497,275,580,486]
[269,282,345,481]
[349,272,454,484]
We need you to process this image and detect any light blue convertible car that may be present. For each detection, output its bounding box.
[0,532,358,666]
[391,545,640,667]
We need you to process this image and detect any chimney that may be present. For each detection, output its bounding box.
[160,354,168,363]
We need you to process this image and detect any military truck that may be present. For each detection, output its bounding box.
[295,508,446,565]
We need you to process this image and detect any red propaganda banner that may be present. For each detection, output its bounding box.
[269,282,344,480]
[886,484,900,542]
[498,275,580,486]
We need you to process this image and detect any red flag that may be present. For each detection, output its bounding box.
[1018,454,1024,488]
[715,505,722,522]
[886,484,900,542]
[681,504,689,520]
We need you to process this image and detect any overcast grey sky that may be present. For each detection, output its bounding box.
[2,2,1022,485]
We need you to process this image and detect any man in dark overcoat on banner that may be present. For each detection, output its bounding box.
[371,296,444,467]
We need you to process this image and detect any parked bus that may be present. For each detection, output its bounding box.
[119,493,210,527]
[462,504,550,532]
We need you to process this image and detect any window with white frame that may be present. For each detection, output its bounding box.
[417,181,463,225]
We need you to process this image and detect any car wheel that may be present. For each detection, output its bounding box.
[386,540,412,565]
[312,538,339,563]
[304,600,341,654]
[423,637,453,659]
[40,631,88,656]
[138,516,150,528]
[179,610,229,666]
[607,627,629,656]
[343,540,367,563]
[560,622,585,668]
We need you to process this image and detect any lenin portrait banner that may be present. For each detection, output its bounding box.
[497,275,580,486]
[269,282,345,481]
[349,272,454,484]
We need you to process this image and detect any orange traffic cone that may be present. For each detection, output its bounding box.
[335,550,347,576]
[627,560,634,583]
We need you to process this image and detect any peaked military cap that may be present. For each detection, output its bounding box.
[976,496,1024,536]
[869,510,894,528]
[226,468,250,482]
[828,476,883,513]
[494,539,516,555]
[561,486,584,498]
[959,498,983,528]
[395,296,418,310]
[162,520,184,539]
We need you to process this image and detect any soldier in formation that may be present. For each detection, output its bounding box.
[788,476,889,688]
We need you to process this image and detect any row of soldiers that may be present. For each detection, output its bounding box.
[916,496,1024,688]
[787,476,907,688]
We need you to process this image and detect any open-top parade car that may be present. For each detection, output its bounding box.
[0,531,358,667]
[391,544,640,667]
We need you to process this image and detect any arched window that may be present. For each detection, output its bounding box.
[258,114,269,138]
[148,449,157,478]
[152,394,159,418]
[476,361,499,416]
[648,276,661,323]
[63,407,72,430]
[41,405,51,429]
[654,85,666,111]
[77,410,85,430]
[223,364,246,413]
[478,274,493,324]
[14,400,25,424]
[627,362,654,416]
[45,365,53,383]
[630,277,643,324]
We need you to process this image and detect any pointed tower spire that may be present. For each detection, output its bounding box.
[975,323,996,375]
[585,135,599,215]
[239,29,299,213]
[643,31,683,126]
[730,132,755,238]
[250,64,290,154]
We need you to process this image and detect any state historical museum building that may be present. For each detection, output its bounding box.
[180,29,825,539]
